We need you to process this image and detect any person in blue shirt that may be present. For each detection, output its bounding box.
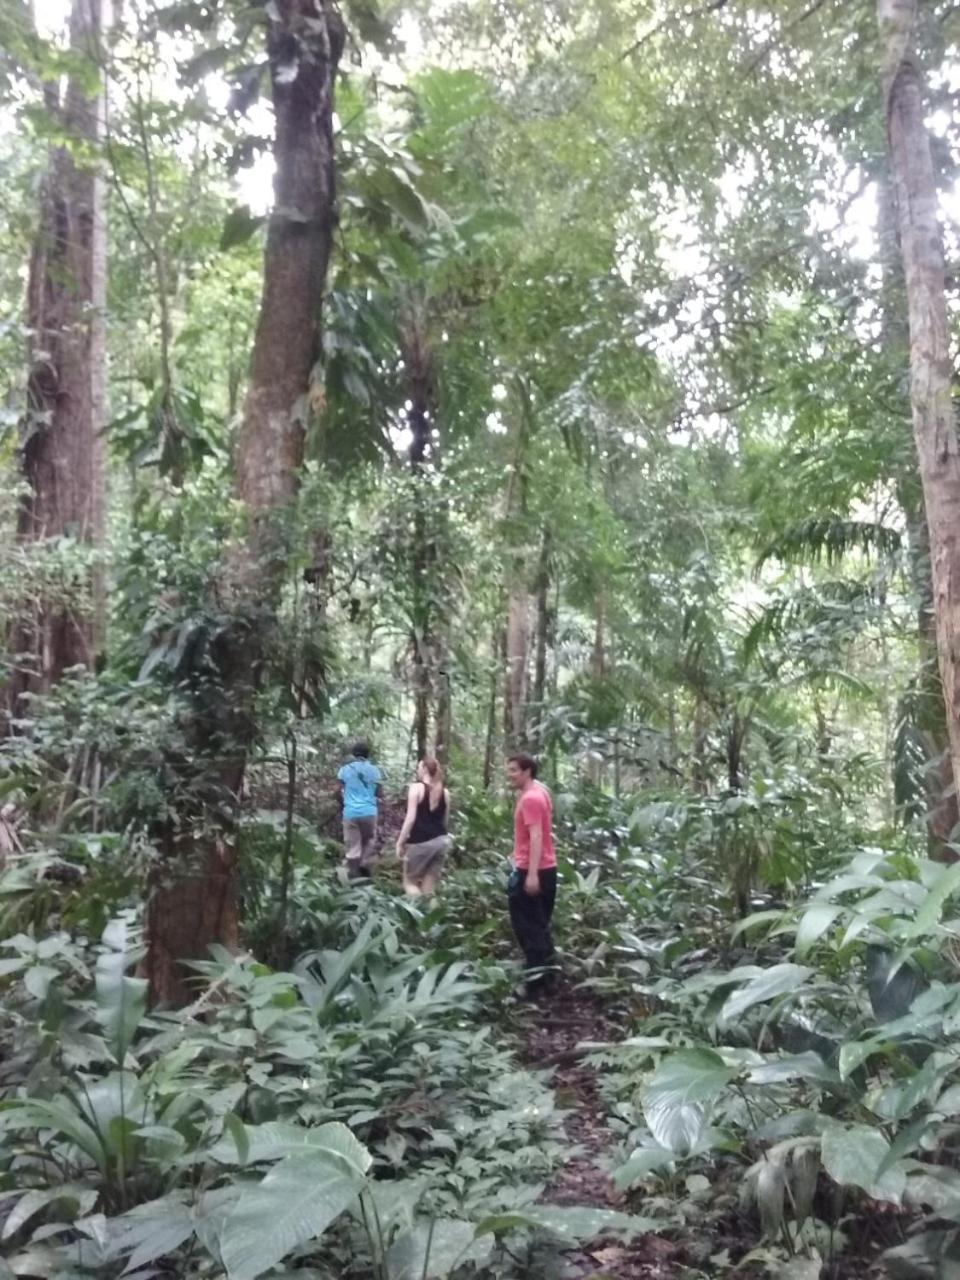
[336,741,382,879]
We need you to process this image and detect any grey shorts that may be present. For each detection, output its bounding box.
[404,834,452,880]
[343,816,377,866]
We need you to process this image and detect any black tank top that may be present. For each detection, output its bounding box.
[409,784,447,843]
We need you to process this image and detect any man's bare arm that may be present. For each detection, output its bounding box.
[525,822,543,894]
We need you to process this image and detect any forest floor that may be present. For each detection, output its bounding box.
[518,987,891,1280]
[520,990,691,1279]
[249,771,897,1277]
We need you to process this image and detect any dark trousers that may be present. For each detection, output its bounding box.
[507,867,558,986]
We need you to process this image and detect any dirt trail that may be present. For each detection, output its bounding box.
[520,990,682,1280]
[520,990,892,1280]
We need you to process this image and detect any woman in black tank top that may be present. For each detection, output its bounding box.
[396,758,452,897]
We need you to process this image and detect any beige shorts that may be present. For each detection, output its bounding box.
[404,834,452,880]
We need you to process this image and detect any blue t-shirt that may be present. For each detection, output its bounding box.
[337,759,381,820]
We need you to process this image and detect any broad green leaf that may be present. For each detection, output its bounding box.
[838,1037,884,1080]
[719,964,812,1027]
[109,1194,195,1273]
[219,1128,371,1280]
[1,1185,98,1242]
[472,1213,541,1237]
[642,1049,736,1155]
[95,916,147,1065]
[756,1157,786,1238]
[192,1186,241,1260]
[907,862,960,938]
[746,1052,837,1086]
[866,947,928,1022]
[839,911,874,948]
[612,1144,675,1189]
[731,910,784,939]
[223,1114,249,1166]
[875,1116,938,1179]
[23,965,58,1000]
[903,1164,960,1214]
[821,1123,906,1203]
[0,1098,106,1173]
[220,204,265,250]
[782,1261,824,1280]
[507,1205,657,1240]
[386,1219,488,1279]
[870,1057,948,1124]
[474,1206,656,1242]
[73,1073,144,1156]
[936,1083,960,1115]
[882,1235,960,1278]
[795,905,841,958]
[211,1120,366,1166]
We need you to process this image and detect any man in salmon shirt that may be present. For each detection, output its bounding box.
[505,752,559,997]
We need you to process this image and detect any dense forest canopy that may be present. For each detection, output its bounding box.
[4,0,960,1277]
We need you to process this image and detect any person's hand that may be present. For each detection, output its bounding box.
[396,841,406,859]
[524,872,540,896]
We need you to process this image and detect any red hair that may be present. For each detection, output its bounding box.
[421,757,443,784]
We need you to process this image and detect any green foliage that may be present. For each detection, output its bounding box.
[0,890,662,1280]
[5,0,960,1276]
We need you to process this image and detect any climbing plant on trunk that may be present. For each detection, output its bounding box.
[878,0,960,813]
[6,0,106,726]
[143,0,345,1005]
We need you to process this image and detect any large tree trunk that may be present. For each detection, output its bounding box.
[6,0,106,726]
[879,0,960,812]
[144,0,344,1006]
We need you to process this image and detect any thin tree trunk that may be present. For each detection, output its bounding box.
[404,308,435,762]
[550,575,561,700]
[692,695,710,794]
[501,384,533,751]
[412,639,430,760]
[434,637,452,766]
[132,69,182,485]
[531,528,551,746]
[299,525,331,714]
[274,732,297,966]
[588,589,606,786]
[667,689,678,771]
[879,0,960,812]
[6,0,106,726]
[144,0,344,1006]
[727,713,745,794]
[483,624,504,789]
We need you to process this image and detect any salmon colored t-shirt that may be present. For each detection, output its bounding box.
[512,783,556,870]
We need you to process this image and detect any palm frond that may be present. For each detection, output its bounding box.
[755,518,903,574]
[742,580,882,665]
[893,688,933,822]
